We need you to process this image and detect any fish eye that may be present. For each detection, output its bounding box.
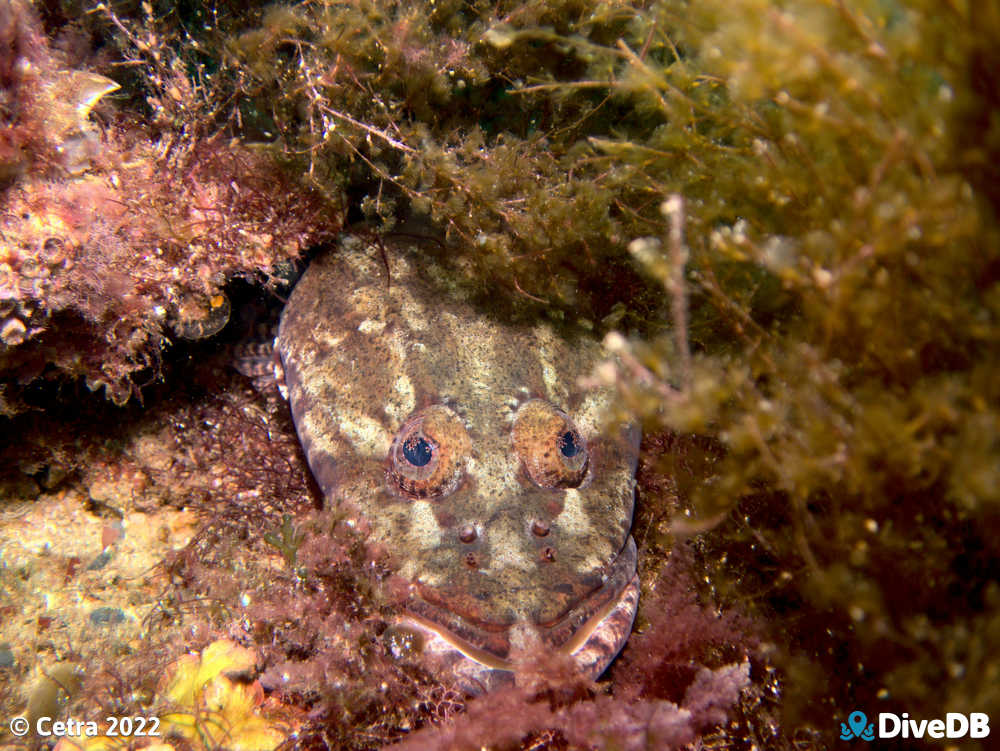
[402,435,434,467]
[512,399,589,488]
[388,405,470,499]
[558,430,580,458]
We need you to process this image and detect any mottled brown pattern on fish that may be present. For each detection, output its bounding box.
[276,235,639,691]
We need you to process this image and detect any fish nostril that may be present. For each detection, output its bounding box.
[464,552,478,568]
[530,519,550,537]
[541,546,556,563]
[459,525,477,543]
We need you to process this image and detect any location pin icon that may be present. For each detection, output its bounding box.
[848,711,868,738]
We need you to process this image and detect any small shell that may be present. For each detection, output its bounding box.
[170,293,231,340]
[1,317,27,346]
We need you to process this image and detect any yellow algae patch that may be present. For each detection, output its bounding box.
[159,640,289,751]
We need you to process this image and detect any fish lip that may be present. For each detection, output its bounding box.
[402,536,639,684]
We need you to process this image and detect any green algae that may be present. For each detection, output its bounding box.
[262,513,306,571]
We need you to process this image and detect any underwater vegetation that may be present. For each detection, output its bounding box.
[53,640,290,751]
[1,0,998,748]
[0,0,336,410]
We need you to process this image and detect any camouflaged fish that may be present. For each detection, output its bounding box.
[274,235,639,692]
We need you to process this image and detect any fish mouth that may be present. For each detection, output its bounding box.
[400,537,638,692]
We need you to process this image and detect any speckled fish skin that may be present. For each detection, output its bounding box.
[276,235,639,692]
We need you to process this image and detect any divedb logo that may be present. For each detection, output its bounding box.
[839,710,990,741]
